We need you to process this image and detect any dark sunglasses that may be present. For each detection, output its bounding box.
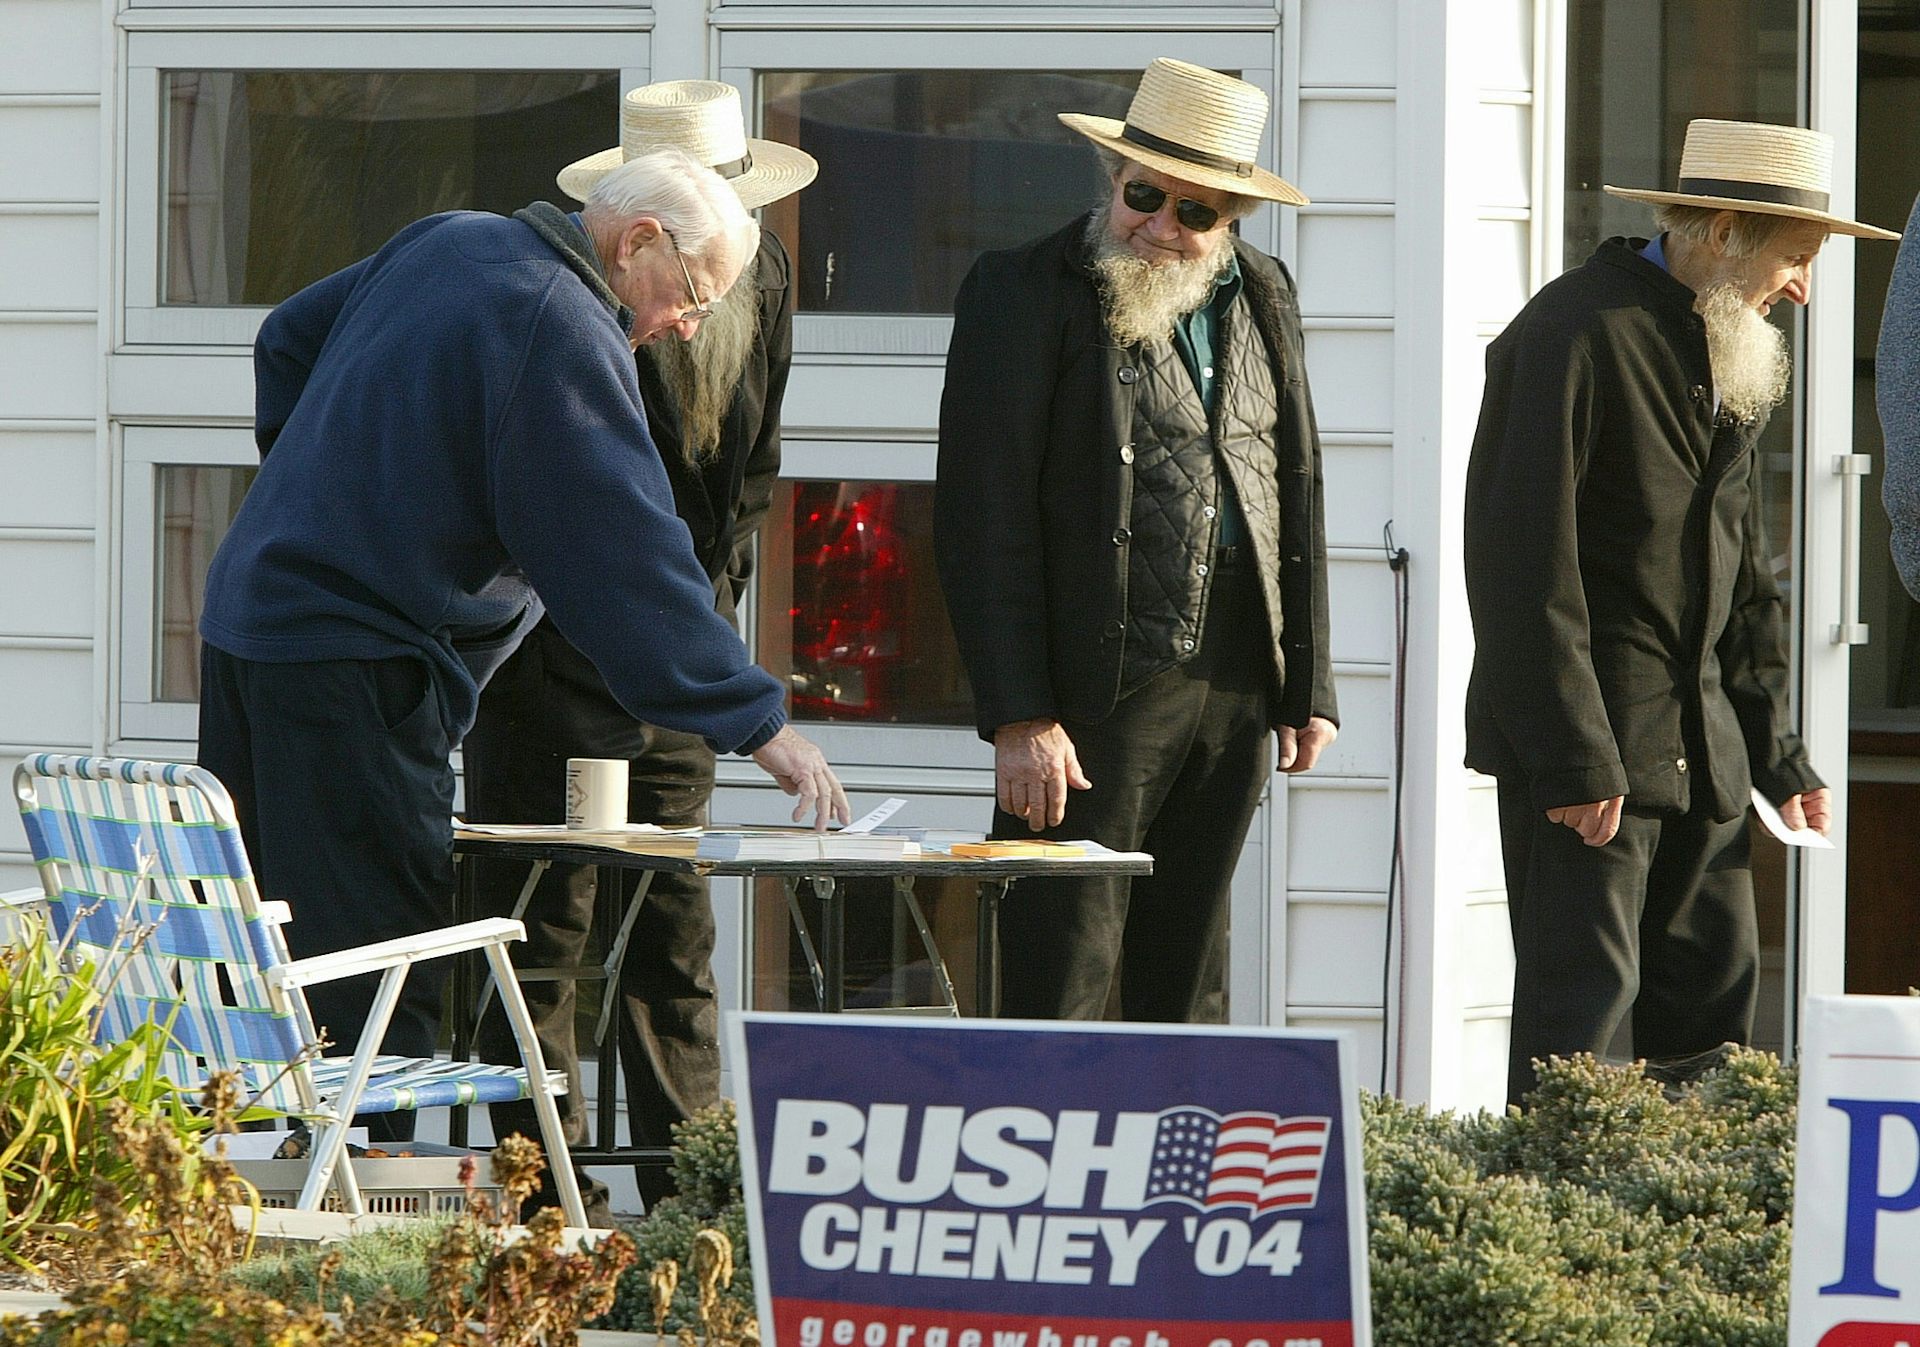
[1121,179,1222,232]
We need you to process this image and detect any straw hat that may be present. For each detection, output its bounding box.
[1604,119,1898,241]
[1058,58,1306,206]
[558,80,818,210]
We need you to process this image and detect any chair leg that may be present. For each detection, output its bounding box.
[483,941,589,1229]
[298,964,409,1214]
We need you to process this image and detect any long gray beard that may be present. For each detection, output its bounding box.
[1084,204,1233,347]
[1697,283,1792,424]
[642,262,760,465]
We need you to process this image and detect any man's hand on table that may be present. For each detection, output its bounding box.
[750,725,852,830]
[994,718,1092,832]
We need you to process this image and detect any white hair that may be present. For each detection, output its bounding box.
[1653,203,1819,261]
[582,146,757,264]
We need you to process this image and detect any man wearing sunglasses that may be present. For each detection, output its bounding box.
[935,59,1339,1023]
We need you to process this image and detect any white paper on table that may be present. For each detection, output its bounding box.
[841,797,909,834]
[454,821,698,837]
[1750,787,1834,849]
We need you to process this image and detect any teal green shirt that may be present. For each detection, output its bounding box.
[1170,251,1248,546]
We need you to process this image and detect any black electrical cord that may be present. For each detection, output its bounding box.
[1380,521,1410,1095]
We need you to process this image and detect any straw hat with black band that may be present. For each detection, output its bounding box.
[1058,58,1308,208]
[1604,118,1898,242]
[559,80,818,211]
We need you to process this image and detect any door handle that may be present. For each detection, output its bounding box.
[1831,452,1872,646]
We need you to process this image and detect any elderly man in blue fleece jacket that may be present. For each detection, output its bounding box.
[197,148,848,1115]
[1882,191,1920,598]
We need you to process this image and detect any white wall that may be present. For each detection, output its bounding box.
[0,0,107,892]
[7,0,1539,1108]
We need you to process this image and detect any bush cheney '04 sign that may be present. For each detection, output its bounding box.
[1791,996,1920,1347]
[727,1014,1371,1347]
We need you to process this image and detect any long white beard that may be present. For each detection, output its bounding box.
[642,262,761,465]
[1697,283,1792,424]
[1084,204,1233,347]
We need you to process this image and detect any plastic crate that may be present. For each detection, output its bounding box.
[229,1142,501,1216]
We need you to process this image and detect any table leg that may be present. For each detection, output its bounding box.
[975,878,1010,1019]
[815,875,843,1013]
[595,862,623,1150]
[784,877,827,1009]
[450,853,475,1146]
[894,875,958,1015]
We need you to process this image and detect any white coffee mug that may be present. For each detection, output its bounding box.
[565,758,628,830]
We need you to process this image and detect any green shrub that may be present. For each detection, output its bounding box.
[595,1098,757,1334]
[230,1214,472,1311]
[1366,1051,1796,1347]
[4,1134,634,1347]
[0,909,212,1272]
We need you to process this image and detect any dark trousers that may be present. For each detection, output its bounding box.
[1498,779,1758,1107]
[995,562,1273,1022]
[462,620,720,1212]
[197,645,456,1140]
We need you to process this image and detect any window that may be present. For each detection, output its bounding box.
[163,71,617,308]
[719,29,1272,355]
[120,426,261,741]
[751,874,985,1015]
[761,71,1135,317]
[757,479,973,727]
[124,30,645,345]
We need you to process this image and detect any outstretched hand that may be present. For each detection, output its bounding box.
[749,725,851,830]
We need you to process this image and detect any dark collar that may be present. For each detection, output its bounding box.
[513,201,635,336]
[1592,234,1703,319]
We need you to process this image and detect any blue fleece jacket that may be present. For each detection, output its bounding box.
[1881,192,1920,601]
[200,207,788,753]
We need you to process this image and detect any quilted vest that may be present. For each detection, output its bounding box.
[1121,290,1283,696]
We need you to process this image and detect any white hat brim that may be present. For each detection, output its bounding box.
[1603,185,1900,242]
[1058,113,1308,207]
[557,137,820,210]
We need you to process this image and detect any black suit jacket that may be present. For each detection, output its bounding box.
[933,215,1337,742]
[1463,238,1821,818]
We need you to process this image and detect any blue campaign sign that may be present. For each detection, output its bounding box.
[727,1014,1372,1347]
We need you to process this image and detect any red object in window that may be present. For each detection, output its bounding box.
[788,483,908,719]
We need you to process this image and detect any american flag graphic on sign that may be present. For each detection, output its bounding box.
[1143,1107,1333,1217]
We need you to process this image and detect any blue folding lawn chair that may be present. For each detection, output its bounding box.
[10,753,588,1226]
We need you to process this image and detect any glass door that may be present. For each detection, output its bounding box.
[1845,3,1920,996]
[1563,0,1810,1054]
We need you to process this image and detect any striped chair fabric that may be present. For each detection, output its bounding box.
[13,753,554,1121]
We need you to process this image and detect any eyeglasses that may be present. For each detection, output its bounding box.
[663,229,714,322]
[1121,179,1222,233]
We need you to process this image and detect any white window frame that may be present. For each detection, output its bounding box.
[118,423,259,742]
[122,28,650,347]
[717,27,1277,358]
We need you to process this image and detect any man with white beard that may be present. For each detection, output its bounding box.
[934,60,1339,1022]
[462,82,819,1220]
[1464,119,1900,1107]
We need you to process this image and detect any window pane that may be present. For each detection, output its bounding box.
[757,480,974,725]
[163,71,619,306]
[751,875,980,1014]
[758,70,1138,314]
[158,465,256,702]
